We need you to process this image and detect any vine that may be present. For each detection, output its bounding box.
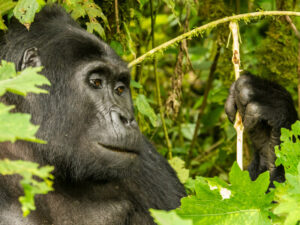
[128,11,300,68]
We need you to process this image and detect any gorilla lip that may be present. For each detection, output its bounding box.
[98,143,138,155]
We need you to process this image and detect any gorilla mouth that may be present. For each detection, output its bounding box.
[98,143,138,155]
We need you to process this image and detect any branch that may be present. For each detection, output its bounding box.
[229,21,244,170]
[128,11,300,68]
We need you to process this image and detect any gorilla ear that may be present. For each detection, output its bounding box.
[20,47,42,70]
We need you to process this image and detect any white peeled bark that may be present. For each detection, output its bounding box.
[229,21,244,170]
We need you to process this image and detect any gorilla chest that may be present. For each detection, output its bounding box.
[4,196,135,225]
[37,194,135,225]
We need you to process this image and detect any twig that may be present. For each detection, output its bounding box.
[114,0,120,34]
[128,11,300,68]
[186,46,221,165]
[150,0,172,159]
[285,16,300,39]
[285,16,300,115]
[229,21,244,170]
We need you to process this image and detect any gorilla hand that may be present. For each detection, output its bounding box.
[225,74,298,183]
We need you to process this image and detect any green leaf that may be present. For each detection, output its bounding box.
[13,0,45,28]
[110,41,124,56]
[85,4,109,29]
[0,103,45,143]
[0,17,6,30]
[168,157,189,184]
[152,162,273,225]
[0,0,16,16]
[275,121,300,175]
[180,123,196,141]
[0,159,54,216]
[0,60,50,97]
[86,21,106,40]
[130,80,143,89]
[0,60,16,80]
[135,94,158,127]
[274,163,300,225]
[70,4,85,20]
[150,210,192,225]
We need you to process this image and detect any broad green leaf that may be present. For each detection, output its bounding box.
[0,61,50,97]
[274,163,300,225]
[150,210,192,225]
[13,0,45,28]
[275,121,300,175]
[168,157,189,184]
[152,162,273,225]
[135,94,158,127]
[0,159,54,216]
[0,103,45,143]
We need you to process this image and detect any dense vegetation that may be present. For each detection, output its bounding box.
[0,0,299,224]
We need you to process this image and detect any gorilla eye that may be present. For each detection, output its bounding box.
[115,86,125,95]
[90,79,102,89]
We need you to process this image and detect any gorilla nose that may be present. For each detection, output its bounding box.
[111,111,138,128]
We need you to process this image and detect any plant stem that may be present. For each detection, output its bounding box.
[186,46,221,166]
[114,0,120,34]
[150,0,172,159]
[128,11,300,68]
[229,21,244,170]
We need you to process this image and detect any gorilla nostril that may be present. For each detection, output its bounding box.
[119,115,130,126]
[111,111,136,127]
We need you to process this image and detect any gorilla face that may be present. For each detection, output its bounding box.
[20,28,144,181]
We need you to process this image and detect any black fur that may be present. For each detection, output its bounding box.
[225,74,298,184]
[0,5,185,225]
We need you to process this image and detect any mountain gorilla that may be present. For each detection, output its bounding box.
[0,4,298,225]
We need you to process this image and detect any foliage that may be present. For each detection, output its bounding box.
[13,0,45,29]
[135,94,158,127]
[152,163,273,225]
[0,60,53,217]
[168,157,189,184]
[0,160,54,217]
[151,121,300,225]
[62,0,110,40]
[0,0,16,29]
[275,121,300,175]
[1,0,300,222]
[273,121,300,225]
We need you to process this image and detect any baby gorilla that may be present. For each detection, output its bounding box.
[225,74,298,183]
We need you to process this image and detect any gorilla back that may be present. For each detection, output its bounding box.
[0,5,185,225]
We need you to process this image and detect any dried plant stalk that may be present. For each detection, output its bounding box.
[229,21,244,170]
